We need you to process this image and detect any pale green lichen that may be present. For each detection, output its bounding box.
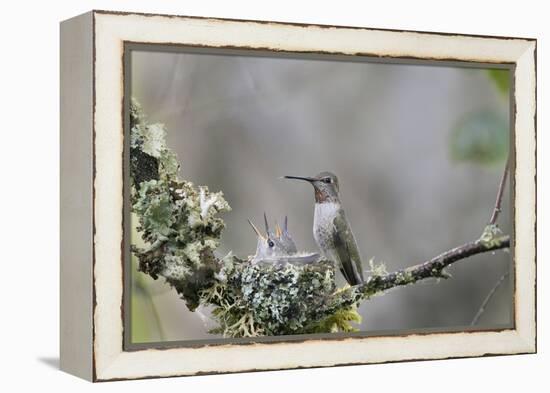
[130,98,231,310]
[201,258,362,337]
[479,224,504,248]
[395,270,415,285]
[368,257,388,277]
[133,180,176,238]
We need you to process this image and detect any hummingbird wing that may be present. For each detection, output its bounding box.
[332,213,364,286]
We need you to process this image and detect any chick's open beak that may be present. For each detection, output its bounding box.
[247,219,266,239]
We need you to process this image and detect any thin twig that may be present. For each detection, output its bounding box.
[489,157,510,225]
[470,271,510,326]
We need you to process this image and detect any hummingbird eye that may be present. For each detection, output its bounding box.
[322,177,332,184]
[268,240,275,248]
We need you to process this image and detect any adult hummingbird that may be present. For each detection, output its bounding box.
[284,172,364,285]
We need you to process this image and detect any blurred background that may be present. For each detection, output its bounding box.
[130,48,512,343]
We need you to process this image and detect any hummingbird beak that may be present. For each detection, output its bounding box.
[247,219,266,240]
[284,175,316,182]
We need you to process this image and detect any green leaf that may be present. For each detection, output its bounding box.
[487,69,510,95]
[450,111,509,166]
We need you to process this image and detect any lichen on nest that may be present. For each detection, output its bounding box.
[204,257,354,336]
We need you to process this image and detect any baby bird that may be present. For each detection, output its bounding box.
[248,213,319,265]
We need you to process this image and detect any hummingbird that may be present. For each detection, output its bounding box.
[284,172,364,285]
[247,213,319,265]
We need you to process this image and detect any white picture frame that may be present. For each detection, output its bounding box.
[60,10,536,381]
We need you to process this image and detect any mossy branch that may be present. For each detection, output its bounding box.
[324,235,510,313]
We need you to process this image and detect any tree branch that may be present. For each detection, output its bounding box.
[489,156,510,225]
[324,156,513,320]
[325,235,510,312]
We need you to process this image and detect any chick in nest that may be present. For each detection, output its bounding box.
[248,213,319,265]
